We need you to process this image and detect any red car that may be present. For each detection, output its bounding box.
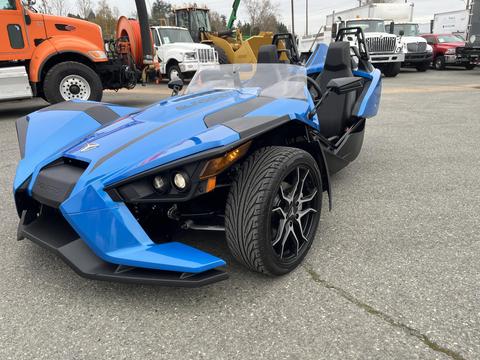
[421,34,476,70]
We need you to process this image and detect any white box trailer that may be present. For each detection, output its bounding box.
[433,10,469,38]
[326,2,414,28]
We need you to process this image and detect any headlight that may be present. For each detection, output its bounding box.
[88,50,108,60]
[172,171,190,192]
[183,52,197,61]
[426,44,433,53]
[470,35,477,44]
[153,175,170,194]
[445,48,456,55]
[396,47,403,53]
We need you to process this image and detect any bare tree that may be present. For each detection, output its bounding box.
[76,0,93,19]
[244,0,279,33]
[50,0,69,16]
[37,0,52,14]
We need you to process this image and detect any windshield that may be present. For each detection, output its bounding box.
[186,64,307,101]
[347,20,385,33]
[158,28,193,44]
[390,24,419,37]
[437,35,463,43]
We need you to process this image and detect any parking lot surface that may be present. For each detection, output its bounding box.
[0,69,479,359]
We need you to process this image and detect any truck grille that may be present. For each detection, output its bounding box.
[366,36,396,53]
[197,48,218,63]
[407,42,427,53]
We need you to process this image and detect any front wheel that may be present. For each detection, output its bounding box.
[382,62,401,77]
[433,56,446,70]
[43,61,103,104]
[167,64,184,81]
[225,147,322,276]
[465,64,476,70]
[416,62,430,72]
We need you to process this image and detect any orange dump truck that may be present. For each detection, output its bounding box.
[0,0,156,103]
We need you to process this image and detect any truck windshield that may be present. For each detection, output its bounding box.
[158,28,193,44]
[186,64,307,101]
[192,10,211,32]
[347,20,385,33]
[390,24,419,37]
[437,35,464,43]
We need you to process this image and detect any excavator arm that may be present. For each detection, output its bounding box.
[227,0,241,30]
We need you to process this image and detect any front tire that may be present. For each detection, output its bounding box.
[434,56,446,70]
[382,62,401,77]
[43,61,103,104]
[167,64,184,81]
[465,64,476,70]
[416,62,430,72]
[225,147,322,276]
[213,45,228,64]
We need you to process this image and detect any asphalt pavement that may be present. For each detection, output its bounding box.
[0,68,479,360]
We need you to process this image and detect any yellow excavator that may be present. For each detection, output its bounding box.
[173,1,298,64]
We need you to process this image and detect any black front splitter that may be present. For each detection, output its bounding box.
[18,211,228,287]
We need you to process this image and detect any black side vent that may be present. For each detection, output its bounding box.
[32,158,89,208]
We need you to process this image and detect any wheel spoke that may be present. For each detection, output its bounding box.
[298,207,317,221]
[294,218,309,244]
[289,167,301,201]
[298,169,310,199]
[279,183,291,204]
[290,226,300,256]
[279,226,292,259]
[272,218,287,247]
[272,207,287,219]
[299,189,318,204]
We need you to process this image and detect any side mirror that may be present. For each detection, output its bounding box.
[326,77,363,95]
[399,30,405,37]
[168,78,184,96]
[331,23,338,39]
[389,21,395,34]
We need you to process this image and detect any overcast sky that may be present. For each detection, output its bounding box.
[80,0,468,34]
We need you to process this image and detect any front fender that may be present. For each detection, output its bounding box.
[13,101,137,192]
[29,37,107,82]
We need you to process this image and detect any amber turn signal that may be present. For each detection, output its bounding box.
[200,142,251,180]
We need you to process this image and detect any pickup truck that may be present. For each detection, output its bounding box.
[151,26,218,80]
[421,33,476,70]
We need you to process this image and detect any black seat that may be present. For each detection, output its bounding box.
[257,45,280,64]
[316,41,357,138]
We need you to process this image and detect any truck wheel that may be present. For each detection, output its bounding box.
[43,61,103,104]
[433,56,446,70]
[168,64,184,81]
[225,146,322,276]
[465,64,476,70]
[213,45,228,64]
[416,62,430,72]
[383,62,401,77]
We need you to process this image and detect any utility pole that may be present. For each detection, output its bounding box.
[306,0,308,35]
[291,0,295,36]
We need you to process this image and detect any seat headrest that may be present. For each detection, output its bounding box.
[324,42,352,71]
[257,45,280,64]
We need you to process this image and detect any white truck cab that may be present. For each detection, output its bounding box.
[341,18,404,77]
[150,26,218,80]
[388,22,433,72]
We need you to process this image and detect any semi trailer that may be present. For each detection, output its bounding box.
[456,0,480,67]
